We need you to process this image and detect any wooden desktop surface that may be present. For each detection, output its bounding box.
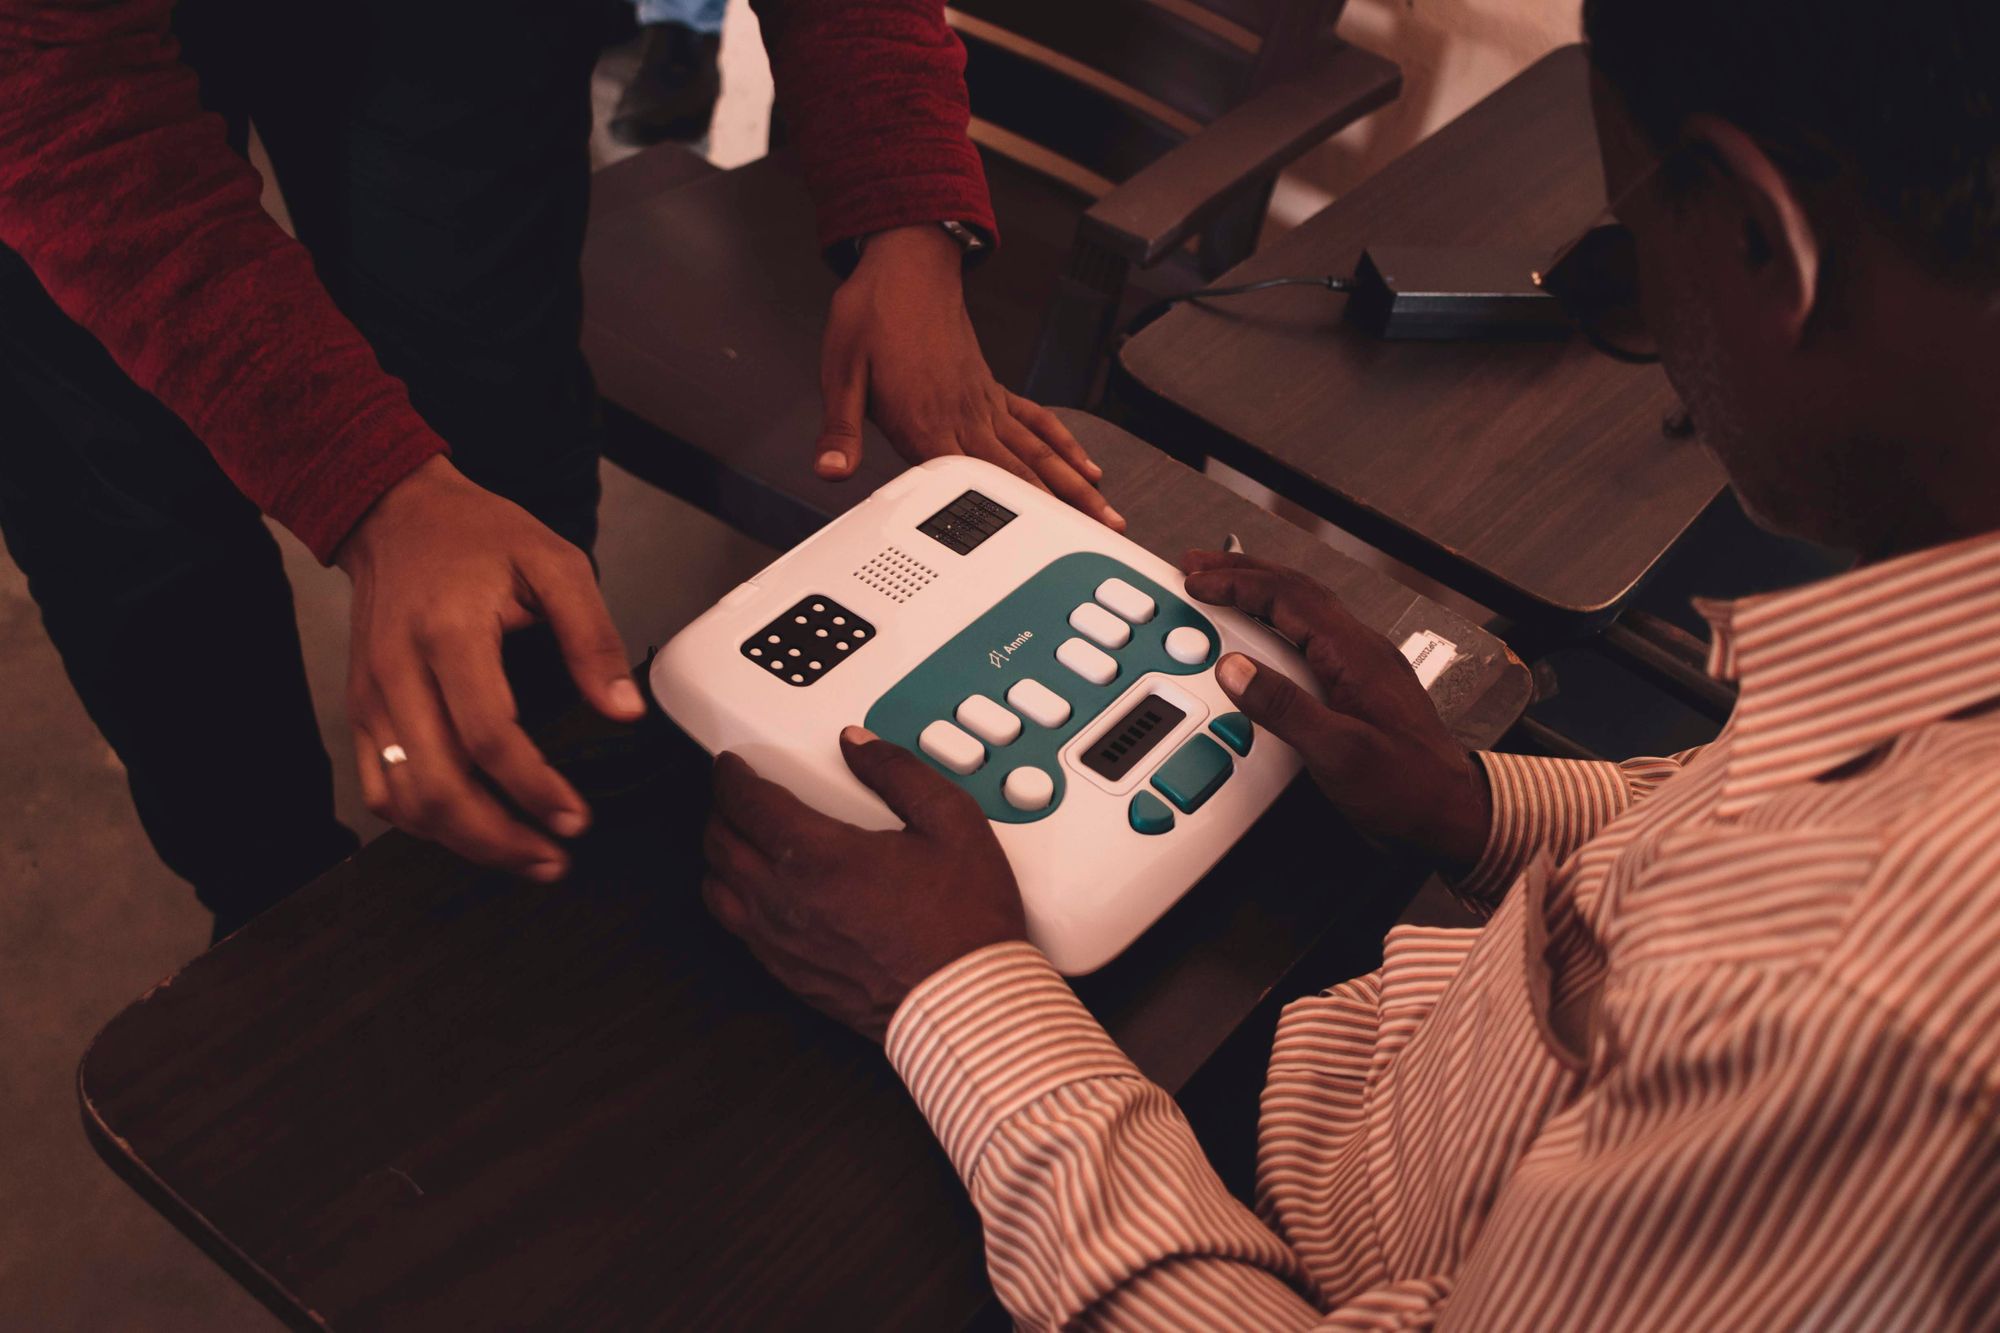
[1118,45,1723,622]
[80,419,1529,1331]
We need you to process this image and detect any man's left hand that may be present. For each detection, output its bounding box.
[702,726,1027,1042]
[814,223,1125,532]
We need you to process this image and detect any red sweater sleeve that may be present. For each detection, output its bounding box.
[0,1,446,564]
[751,0,997,254]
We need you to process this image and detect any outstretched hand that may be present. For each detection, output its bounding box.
[1182,549,1491,872]
[703,726,1026,1042]
[814,223,1124,532]
[335,456,646,881]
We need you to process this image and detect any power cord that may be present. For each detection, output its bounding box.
[1126,274,1355,335]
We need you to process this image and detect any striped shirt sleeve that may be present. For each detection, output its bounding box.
[1451,749,1701,912]
[887,942,1325,1331]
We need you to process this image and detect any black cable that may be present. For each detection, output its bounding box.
[1126,274,1355,336]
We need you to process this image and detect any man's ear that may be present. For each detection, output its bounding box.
[1683,113,1823,346]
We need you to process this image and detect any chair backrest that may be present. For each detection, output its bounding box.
[947,0,1346,193]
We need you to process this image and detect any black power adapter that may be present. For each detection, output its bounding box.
[1130,245,1571,344]
[1343,245,1569,341]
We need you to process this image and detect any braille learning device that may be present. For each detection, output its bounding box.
[650,456,1322,974]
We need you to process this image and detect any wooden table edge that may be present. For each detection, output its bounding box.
[78,1014,324,1331]
[1106,365,1689,622]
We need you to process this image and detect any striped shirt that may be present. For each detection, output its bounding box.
[885,531,2000,1331]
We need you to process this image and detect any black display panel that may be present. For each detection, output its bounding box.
[917,490,1016,555]
[1082,694,1186,781]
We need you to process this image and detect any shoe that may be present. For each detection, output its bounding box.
[609,22,722,147]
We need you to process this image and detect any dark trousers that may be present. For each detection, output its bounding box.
[0,2,606,934]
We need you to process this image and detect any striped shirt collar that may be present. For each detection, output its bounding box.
[1695,530,2000,817]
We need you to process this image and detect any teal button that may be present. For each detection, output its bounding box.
[1128,789,1176,836]
[1209,711,1254,756]
[1150,734,1233,815]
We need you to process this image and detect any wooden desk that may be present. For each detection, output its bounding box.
[80,418,1529,1332]
[1117,46,1724,625]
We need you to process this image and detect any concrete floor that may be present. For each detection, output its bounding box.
[0,22,776,1331]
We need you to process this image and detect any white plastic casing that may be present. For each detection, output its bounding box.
[649,456,1319,974]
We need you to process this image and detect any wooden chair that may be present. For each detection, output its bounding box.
[581,1,1400,547]
[937,0,1400,404]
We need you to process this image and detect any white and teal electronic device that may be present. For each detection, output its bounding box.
[650,456,1321,974]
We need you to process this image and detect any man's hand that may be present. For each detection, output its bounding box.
[814,223,1124,531]
[1183,550,1492,872]
[335,457,646,880]
[702,726,1026,1042]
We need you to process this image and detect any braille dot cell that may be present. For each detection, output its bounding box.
[750,647,762,656]
[816,628,828,637]
[837,642,850,651]
[767,634,780,644]
[812,603,825,612]
[832,616,846,625]
[791,674,804,683]
[788,648,800,657]
[769,660,782,671]
[852,629,867,639]
[809,660,822,670]
[795,615,808,624]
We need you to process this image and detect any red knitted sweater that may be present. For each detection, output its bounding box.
[0,1,995,562]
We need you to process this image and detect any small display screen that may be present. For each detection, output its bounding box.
[1082,694,1186,781]
[917,490,1016,555]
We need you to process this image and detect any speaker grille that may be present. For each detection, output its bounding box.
[852,545,938,604]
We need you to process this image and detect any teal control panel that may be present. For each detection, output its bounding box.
[863,552,1222,823]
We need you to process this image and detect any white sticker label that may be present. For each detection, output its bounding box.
[1399,630,1460,690]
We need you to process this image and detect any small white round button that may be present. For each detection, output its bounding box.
[1165,626,1212,665]
[1002,766,1055,812]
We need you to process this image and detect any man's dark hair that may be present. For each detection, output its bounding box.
[1584,0,2000,282]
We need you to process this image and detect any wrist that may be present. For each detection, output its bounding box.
[332,454,462,575]
[1429,752,1494,876]
[852,223,966,285]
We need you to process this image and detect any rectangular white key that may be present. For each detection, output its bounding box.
[1006,678,1072,729]
[1094,577,1156,624]
[1068,602,1132,649]
[918,719,985,775]
[1055,636,1119,686]
[955,694,1022,746]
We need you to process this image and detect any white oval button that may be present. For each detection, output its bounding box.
[1165,626,1212,665]
[1094,577,1156,624]
[1068,602,1131,649]
[955,694,1021,746]
[918,720,985,775]
[1006,678,1072,729]
[1056,637,1119,686]
[1003,766,1055,812]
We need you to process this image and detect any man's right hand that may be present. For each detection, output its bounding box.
[1181,550,1492,873]
[334,457,646,880]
